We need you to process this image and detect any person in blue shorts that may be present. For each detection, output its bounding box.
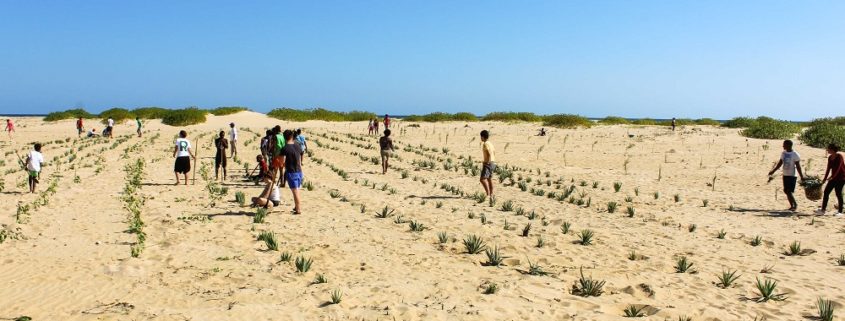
[280,129,303,214]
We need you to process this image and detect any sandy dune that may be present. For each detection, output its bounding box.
[1,111,843,320]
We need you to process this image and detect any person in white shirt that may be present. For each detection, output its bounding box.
[229,123,238,158]
[768,139,805,211]
[252,174,282,210]
[25,143,44,193]
[173,130,196,185]
[106,117,115,138]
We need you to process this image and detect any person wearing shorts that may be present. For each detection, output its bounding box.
[214,131,229,181]
[768,139,804,211]
[269,126,284,184]
[295,128,307,162]
[280,129,303,214]
[25,143,44,193]
[136,117,143,137]
[252,175,282,210]
[76,118,84,137]
[229,123,238,158]
[479,130,496,198]
[106,117,114,138]
[173,130,195,185]
[379,129,394,174]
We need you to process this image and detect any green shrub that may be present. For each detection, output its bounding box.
[421,112,453,122]
[43,108,95,121]
[599,116,630,125]
[452,112,479,121]
[543,114,592,128]
[131,107,171,119]
[267,108,375,122]
[209,106,249,116]
[723,116,757,128]
[482,112,542,122]
[631,118,657,125]
[99,108,134,124]
[800,121,845,148]
[741,116,799,140]
[161,108,208,126]
[695,118,721,126]
[402,112,478,122]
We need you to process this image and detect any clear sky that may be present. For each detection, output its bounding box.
[1,1,843,120]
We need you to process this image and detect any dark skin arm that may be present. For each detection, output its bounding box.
[768,160,783,176]
[796,161,805,181]
[823,156,832,181]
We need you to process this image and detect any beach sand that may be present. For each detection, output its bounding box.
[1,111,843,320]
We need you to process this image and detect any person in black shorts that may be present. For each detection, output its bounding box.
[379,129,394,174]
[214,131,229,181]
[173,130,195,185]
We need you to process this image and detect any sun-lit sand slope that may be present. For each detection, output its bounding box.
[1,111,843,320]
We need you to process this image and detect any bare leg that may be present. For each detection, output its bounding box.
[480,178,490,196]
[183,173,189,185]
[175,172,180,185]
[291,188,301,213]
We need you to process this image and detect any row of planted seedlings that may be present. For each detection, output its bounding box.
[122,156,146,257]
[322,129,842,319]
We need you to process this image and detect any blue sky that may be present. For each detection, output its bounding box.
[1,1,843,120]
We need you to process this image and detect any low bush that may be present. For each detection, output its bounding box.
[599,116,630,125]
[161,108,208,126]
[98,108,134,124]
[800,120,845,148]
[543,114,592,128]
[631,118,657,125]
[209,106,249,116]
[694,118,721,126]
[43,108,95,121]
[482,112,543,122]
[267,108,375,122]
[723,116,757,128]
[131,107,171,119]
[741,116,799,140]
[402,112,478,122]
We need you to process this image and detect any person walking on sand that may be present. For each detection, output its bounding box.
[5,119,15,139]
[269,126,284,184]
[768,139,805,211]
[173,130,195,186]
[295,128,307,162]
[279,129,304,214]
[816,143,845,216]
[479,130,496,198]
[373,117,379,135]
[229,122,238,158]
[379,129,394,174]
[214,131,229,181]
[25,143,44,193]
[106,117,114,138]
[136,117,143,137]
[76,117,84,137]
[671,118,677,131]
[384,114,390,129]
[367,119,374,135]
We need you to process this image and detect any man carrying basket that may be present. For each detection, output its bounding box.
[768,140,805,212]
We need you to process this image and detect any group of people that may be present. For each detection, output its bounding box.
[75,117,143,138]
[368,114,390,135]
[769,139,845,216]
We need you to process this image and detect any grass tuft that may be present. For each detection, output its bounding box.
[463,235,487,254]
[577,229,594,245]
[715,270,740,288]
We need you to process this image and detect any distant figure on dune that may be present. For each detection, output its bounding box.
[76,118,84,137]
[106,117,114,138]
[260,129,272,161]
[537,128,547,136]
[87,128,99,138]
[817,143,845,216]
[295,129,307,162]
[25,143,44,193]
[173,130,195,186]
[768,139,804,212]
[379,129,394,174]
[384,114,390,129]
[214,131,229,181]
[136,117,143,137]
[671,117,676,131]
[373,117,380,134]
[5,119,14,139]
[367,119,374,135]
[269,125,284,184]
[229,123,238,158]
[479,130,496,198]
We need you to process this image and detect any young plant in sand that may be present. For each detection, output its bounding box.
[687,224,697,232]
[613,182,622,192]
[437,232,449,244]
[836,254,845,266]
[577,229,594,245]
[751,235,763,247]
[329,289,342,304]
[623,305,645,317]
[717,230,727,239]
[715,269,740,288]
[521,223,532,237]
[607,201,618,213]
[235,191,246,206]
[526,210,538,220]
[702,199,709,207]
[500,200,514,212]
[375,206,395,218]
[409,220,426,232]
[674,256,694,273]
[754,277,786,302]
[295,256,313,273]
[257,231,278,251]
[463,235,487,254]
[626,206,635,217]
[653,191,660,200]
[784,241,802,256]
[571,267,605,297]
[535,236,545,248]
[253,208,267,224]
[674,194,681,203]
[483,283,498,294]
[817,298,835,321]
[279,252,292,262]
[313,274,328,284]
[484,246,505,266]
[526,259,548,276]
[624,195,633,203]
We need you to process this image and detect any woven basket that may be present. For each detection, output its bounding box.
[804,185,822,201]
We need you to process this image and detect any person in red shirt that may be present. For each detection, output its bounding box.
[819,143,845,216]
[384,114,390,129]
[76,118,84,137]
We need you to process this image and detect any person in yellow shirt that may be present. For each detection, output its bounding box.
[480,130,496,198]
